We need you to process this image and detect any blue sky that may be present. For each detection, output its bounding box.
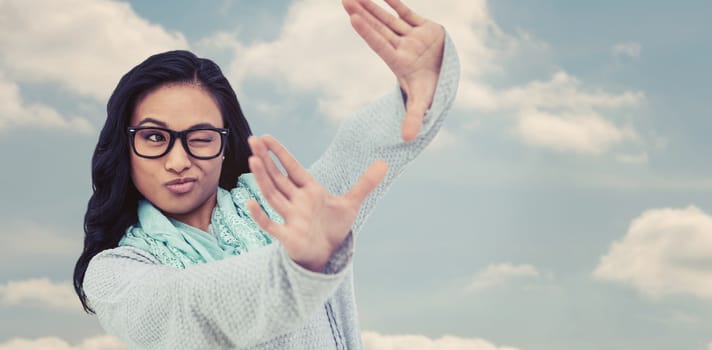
[1,0,711,349]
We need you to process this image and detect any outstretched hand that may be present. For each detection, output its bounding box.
[247,135,388,272]
[343,0,445,142]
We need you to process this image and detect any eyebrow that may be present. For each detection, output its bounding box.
[136,117,167,127]
[136,118,219,130]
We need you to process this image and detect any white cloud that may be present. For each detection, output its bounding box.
[496,71,644,112]
[0,333,517,350]
[211,0,392,120]
[204,0,524,120]
[593,206,712,300]
[467,263,541,292]
[612,42,642,58]
[426,128,461,152]
[202,0,645,157]
[0,222,78,260]
[0,278,79,311]
[516,109,636,155]
[615,152,649,165]
[0,335,125,350]
[362,331,520,350]
[502,71,643,155]
[0,0,188,100]
[0,73,93,133]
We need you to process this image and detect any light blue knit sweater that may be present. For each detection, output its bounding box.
[84,32,459,350]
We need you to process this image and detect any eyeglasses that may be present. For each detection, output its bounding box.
[127,126,229,160]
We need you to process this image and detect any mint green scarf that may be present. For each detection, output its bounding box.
[119,174,280,269]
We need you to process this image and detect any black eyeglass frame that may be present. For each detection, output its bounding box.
[127,126,230,160]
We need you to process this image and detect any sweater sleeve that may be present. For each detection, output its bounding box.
[308,31,460,272]
[84,243,349,349]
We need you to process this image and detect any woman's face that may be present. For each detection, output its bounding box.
[129,83,225,223]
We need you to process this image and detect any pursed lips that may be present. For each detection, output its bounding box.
[164,177,198,194]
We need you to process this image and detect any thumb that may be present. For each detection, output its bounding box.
[247,199,286,243]
[345,160,388,205]
[402,94,427,142]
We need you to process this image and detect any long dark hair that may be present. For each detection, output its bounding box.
[73,50,253,313]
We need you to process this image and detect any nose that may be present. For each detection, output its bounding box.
[164,140,192,173]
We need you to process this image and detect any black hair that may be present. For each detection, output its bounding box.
[73,50,253,313]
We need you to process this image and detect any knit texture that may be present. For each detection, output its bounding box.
[83,32,460,350]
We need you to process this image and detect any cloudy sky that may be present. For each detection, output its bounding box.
[1,0,711,349]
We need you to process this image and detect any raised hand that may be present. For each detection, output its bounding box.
[246,135,388,272]
[342,0,445,142]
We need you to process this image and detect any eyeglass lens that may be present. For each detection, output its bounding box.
[133,128,223,158]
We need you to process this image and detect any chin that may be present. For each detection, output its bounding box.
[149,195,197,215]
[163,204,197,216]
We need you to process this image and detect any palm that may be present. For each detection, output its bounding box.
[272,184,358,269]
[246,135,387,272]
[343,0,445,141]
[386,23,444,82]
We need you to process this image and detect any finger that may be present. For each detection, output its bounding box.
[261,135,312,187]
[402,96,427,142]
[358,0,411,35]
[349,14,398,64]
[345,160,388,204]
[247,199,287,241]
[248,136,297,199]
[351,5,401,47]
[249,156,290,214]
[248,135,268,158]
[341,0,358,15]
[383,0,426,26]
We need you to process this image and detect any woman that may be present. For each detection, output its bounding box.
[73,0,460,348]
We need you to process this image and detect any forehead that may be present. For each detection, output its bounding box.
[130,83,223,128]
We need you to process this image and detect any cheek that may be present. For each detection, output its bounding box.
[205,160,224,182]
[194,159,224,191]
[129,156,156,191]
